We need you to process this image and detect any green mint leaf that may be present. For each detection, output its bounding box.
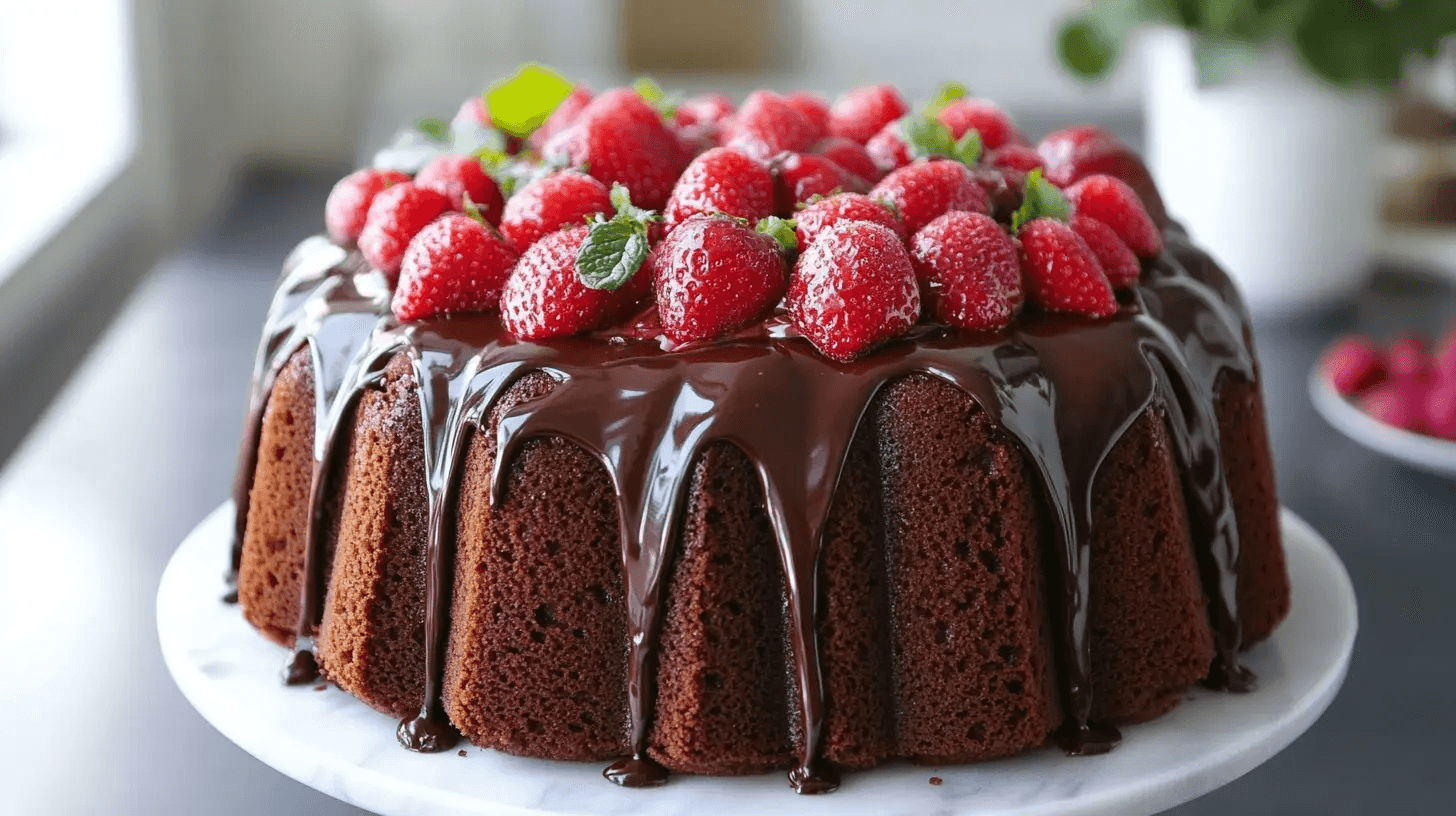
[1058,15,1118,79]
[953,129,983,165]
[415,117,452,143]
[755,216,798,253]
[900,115,955,160]
[633,76,666,104]
[485,63,574,138]
[1011,169,1071,233]
[926,81,969,115]
[608,183,658,223]
[577,219,649,291]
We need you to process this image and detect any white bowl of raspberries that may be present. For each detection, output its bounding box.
[1312,329,1456,478]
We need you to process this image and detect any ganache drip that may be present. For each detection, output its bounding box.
[229,226,1257,790]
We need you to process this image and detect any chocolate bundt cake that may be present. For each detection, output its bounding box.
[227,75,1290,794]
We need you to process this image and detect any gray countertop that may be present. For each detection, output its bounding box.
[1,170,1452,815]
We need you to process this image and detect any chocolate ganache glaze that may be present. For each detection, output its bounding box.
[228,223,1256,793]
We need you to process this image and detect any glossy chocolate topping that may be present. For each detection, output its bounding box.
[230,225,1257,792]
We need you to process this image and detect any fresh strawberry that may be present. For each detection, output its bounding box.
[723,90,824,161]
[789,221,920,361]
[392,213,519,320]
[770,152,866,216]
[935,98,1024,150]
[967,165,1026,222]
[500,226,652,339]
[651,215,791,343]
[1018,219,1117,317]
[1038,125,1168,226]
[499,171,613,252]
[1360,380,1427,432]
[865,120,913,173]
[1323,337,1389,398]
[1070,214,1140,288]
[1437,326,1456,380]
[986,144,1046,174]
[909,211,1022,329]
[784,91,831,134]
[325,168,411,244]
[870,160,989,236]
[665,147,775,228]
[528,86,593,151]
[814,136,882,182]
[828,84,909,144]
[793,193,905,251]
[675,93,735,129]
[541,87,688,210]
[358,182,451,280]
[1063,174,1163,257]
[414,154,505,222]
[452,96,489,128]
[1424,381,1456,440]
[1388,334,1435,382]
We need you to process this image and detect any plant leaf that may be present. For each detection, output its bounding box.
[415,117,452,143]
[1011,169,1071,232]
[900,115,956,160]
[755,216,798,252]
[926,81,970,115]
[1058,15,1119,79]
[577,219,650,291]
[953,130,983,165]
[486,63,575,138]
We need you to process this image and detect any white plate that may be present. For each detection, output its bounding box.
[160,503,1355,816]
[1309,367,1456,479]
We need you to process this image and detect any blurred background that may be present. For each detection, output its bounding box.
[1,1,1453,814]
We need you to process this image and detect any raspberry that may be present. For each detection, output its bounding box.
[723,90,823,161]
[770,152,866,217]
[1070,214,1140,288]
[1388,334,1435,382]
[788,221,920,362]
[528,86,593,151]
[358,182,451,280]
[1038,125,1168,226]
[814,136,881,183]
[935,99,1023,150]
[325,168,411,244]
[784,91,831,134]
[986,144,1046,174]
[499,171,613,253]
[1322,337,1388,398]
[665,147,775,229]
[541,87,688,210]
[828,84,909,145]
[651,215,790,344]
[1064,174,1163,257]
[909,211,1022,330]
[794,193,905,252]
[392,213,520,321]
[1017,218,1117,317]
[499,226,652,339]
[414,154,504,222]
[870,160,989,236]
[675,93,735,129]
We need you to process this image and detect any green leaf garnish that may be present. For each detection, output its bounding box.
[415,117,452,143]
[926,81,969,115]
[576,184,659,291]
[633,76,666,105]
[755,216,798,253]
[953,129,982,165]
[899,115,955,160]
[485,63,574,138]
[1011,169,1071,233]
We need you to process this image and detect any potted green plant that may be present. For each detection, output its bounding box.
[1057,1,1456,314]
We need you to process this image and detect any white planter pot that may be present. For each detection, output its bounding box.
[1142,28,1383,316]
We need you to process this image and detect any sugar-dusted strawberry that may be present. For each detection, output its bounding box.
[789,221,920,361]
[1063,174,1163,258]
[987,144,1045,174]
[814,136,881,182]
[794,192,906,252]
[358,182,451,280]
[723,90,824,161]
[665,147,775,228]
[675,93,736,129]
[528,85,593,151]
[414,153,505,222]
[770,152,866,216]
[828,84,909,144]
[966,165,1026,222]
[1388,333,1435,382]
[1011,170,1116,317]
[910,211,1022,329]
[392,212,520,321]
[866,113,982,174]
[784,91,831,134]
[1070,214,1140,288]
[651,215,792,343]
[499,171,613,252]
[865,120,913,174]
[935,98,1024,151]
[541,87,688,210]
[1038,125,1168,226]
[1360,379,1427,432]
[453,95,489,128]
[870,159,989,236]
[325,168,411,244]
[1323,337,1389,398]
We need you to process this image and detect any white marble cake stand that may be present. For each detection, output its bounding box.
[160,503,1355,816]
